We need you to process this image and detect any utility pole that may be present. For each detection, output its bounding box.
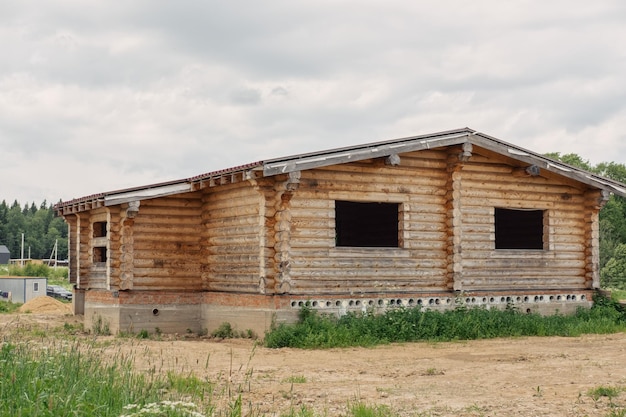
[20,233,24,267]
[48,240,58,268]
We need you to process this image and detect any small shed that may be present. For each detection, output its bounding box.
[0,277,48,304]
[55,128,626,335]
[0,245,9,265]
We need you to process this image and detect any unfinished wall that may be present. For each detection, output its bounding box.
[203,182,266,293]
[456,148,592,292]
[128,194,203,291]
[286,150,449,295]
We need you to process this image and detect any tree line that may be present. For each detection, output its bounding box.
[0,200,68,262]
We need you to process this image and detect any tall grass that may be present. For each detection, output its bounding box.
[265,293,626,349]
[0,338,212,417]
[0,326,402,417]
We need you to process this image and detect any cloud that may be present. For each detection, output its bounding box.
[1,0,626,205]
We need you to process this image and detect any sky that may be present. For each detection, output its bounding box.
[2,1,626,206]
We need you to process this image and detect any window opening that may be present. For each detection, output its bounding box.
[495,208,544,250]
[93,221,108,238]
[33,282,39,292]
[93,247,108,263]
[335,201,399,247]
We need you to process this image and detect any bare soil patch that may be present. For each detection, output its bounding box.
[1,313,625,416]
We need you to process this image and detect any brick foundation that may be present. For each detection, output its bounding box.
[81,289,596,337]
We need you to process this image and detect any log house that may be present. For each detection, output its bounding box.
[55,128,626,335]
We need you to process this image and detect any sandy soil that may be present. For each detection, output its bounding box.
[2,313,626,416]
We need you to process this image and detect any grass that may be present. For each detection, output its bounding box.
[0,323,409,417]
[282,375,307,384]
[264,292,626,349]
[0,300,22,313]
[612,289,626,302]
[0,338,209,416]
[587,385,626,416]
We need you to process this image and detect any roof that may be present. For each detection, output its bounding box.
[55,128,626,215]
[0,245,9,254]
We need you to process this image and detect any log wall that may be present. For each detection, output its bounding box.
[457,151,592,291]
[126,194,203,291]
[286,151,450,295]
[203,182,266,293]
[72,144,602,302]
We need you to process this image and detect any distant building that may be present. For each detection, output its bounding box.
[0,245,9,265]
[0,277,47,303]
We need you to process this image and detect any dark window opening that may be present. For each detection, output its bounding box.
[335,201,399,247]
[495,208,545,250]
[93,221,108,238]
[93,247,107,263]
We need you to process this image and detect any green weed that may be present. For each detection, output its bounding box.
[91,314,111,335]
[588,385,623,401]
[0,300,22,313]
[350,401,396,417]
[265,292,626,349]
[282,375,307,383]
[212,322,235,338]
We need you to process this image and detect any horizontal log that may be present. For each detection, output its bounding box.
[133,215,203,225]
[463,250,582,260]
[203,204,260,219]
[290,257,445,269]
[291,268,448,279]
[460,187,585,204]
[311,169,447,188]
[207,235,260,246]
[207,264,261,274]
[461,268,586,278]
[289,198,333,209]
[133,235,202,245]
[132,224,201,235]
[462,278,586,289]
[291,218,334,230]
[204,273,261,284]
[395,158,447,170]
[202,185,258,201]
[209,245,273,256]
[207,283,260,293]
[460,196,582,210]
[403,231,448,241]
[206,224,260,237]
[291,228,334,239]
[289,239,335,249]
[201,195,261,211]
[204,217,261,231]
[463,171,582,191]
[462,258,586,269]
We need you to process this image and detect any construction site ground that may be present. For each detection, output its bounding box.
[1,304,626,416]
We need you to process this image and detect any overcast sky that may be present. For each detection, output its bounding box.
[2,1,626,206]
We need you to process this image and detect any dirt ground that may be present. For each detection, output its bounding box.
[2,312,626,416]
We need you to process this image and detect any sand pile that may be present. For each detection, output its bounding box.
[19,296,72,314]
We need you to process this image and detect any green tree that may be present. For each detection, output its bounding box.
[0,200,68,261]
[544,152,595,172]
[601,243,626,289]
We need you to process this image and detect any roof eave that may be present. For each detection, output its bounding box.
[471,133,626,198]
